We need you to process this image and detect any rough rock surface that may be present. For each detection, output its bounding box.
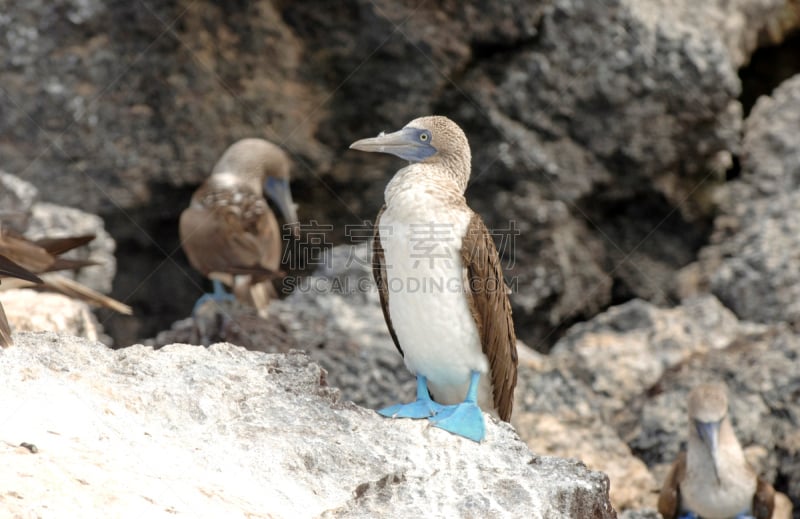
[738,73,800,197]
[548,295,756,422]
[686,74,800,329]
[513,366,657,510]
[0,170,38,232]
[0,333,616,518]
[0,290,103,343]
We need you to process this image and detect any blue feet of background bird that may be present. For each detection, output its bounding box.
[379,375,445,418]
[429,370,485,442]
[678,511,754,519]
[192,279,236,316]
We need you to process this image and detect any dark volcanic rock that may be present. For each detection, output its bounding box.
[0,1,329,212]
[686,74,800,329]
[0,170,38,232]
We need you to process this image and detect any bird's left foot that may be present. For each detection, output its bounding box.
[429,401,485,442]
[733,512,755,519]
[677,513,699,519]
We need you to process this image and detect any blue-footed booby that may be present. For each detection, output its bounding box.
[0,254,42,347]
[350,116,518,442]
[179,138,299,317]
[658,383,782,519]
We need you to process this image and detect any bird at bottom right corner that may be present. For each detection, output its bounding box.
[657,382,793,519]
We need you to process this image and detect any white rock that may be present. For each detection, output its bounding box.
[0,333,615,518]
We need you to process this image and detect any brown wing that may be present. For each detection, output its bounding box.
[460,213,518,421]
[372,206,402,357]
[658,451,687,519]
[752,476,776,519]
[34,235,95,255]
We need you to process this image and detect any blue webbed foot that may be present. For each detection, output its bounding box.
[379,399,445,419]
[378,375,444,419]
[677,513,699,519]
[427,370,486,442]
[733,512,755,519]
[429,401,485,442]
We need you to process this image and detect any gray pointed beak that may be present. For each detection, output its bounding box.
[350,129,414,153]
[695,419,721,484]
[349,127,436,162]
[264,178,300,239]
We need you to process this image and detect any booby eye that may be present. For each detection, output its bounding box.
[420,133,429,142]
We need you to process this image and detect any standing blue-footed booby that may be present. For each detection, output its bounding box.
[658,383,782,519]
[350,116,518,442]
[180,138,299,317]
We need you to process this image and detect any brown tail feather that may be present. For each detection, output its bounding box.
[39,275,133,315]
[46,257,100,272]
[0,254,43,284]
[33,235,96,255]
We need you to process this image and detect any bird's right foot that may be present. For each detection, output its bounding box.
[378,398,446,419]
[378,374,446,418]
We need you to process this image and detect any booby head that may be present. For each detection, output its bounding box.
[688,383,729,485]
[210,138,299,235]
[350,116,472,191]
